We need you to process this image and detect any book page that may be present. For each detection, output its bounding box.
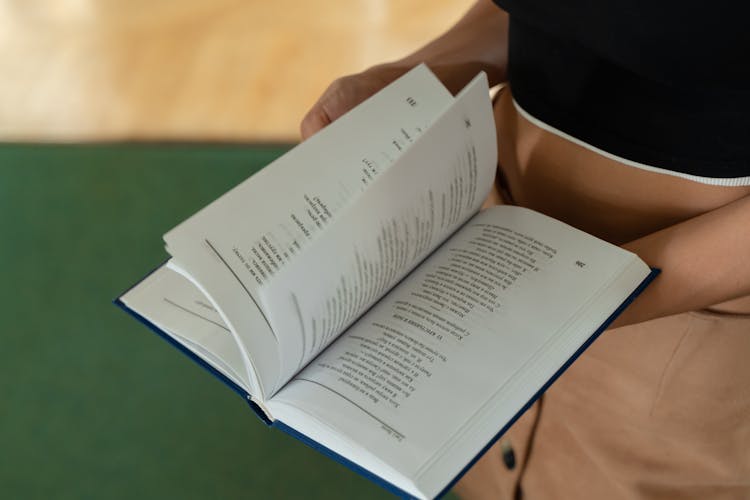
[120,264,251,391]
[162,65,453,397]
[260,73,497,392]
[267,206,650,495]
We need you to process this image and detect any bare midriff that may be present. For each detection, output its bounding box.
[492,87,750,314]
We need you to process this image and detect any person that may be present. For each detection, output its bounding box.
[300,1,750,498]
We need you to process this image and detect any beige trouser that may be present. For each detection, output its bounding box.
[453,310,750,500]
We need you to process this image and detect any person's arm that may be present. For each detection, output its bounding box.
[612,194,750,327]
[301,0,508,139]
[383,0,508,92]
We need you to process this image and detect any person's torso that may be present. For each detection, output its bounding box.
[493,88,750,313]
[491,2,750,312]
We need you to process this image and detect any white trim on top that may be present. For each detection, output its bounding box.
[512,98,750,187]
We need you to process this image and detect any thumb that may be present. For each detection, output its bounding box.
[300,108,332,141]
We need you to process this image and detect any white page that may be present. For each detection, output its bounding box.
[120,264,250,391]
[267,206,648,492]
[416,257,649,498]
[260,73,498,392]
[162,65,453,397]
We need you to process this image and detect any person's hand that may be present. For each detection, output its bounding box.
[300,65,410,140]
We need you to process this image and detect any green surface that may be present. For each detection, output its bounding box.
[0,143,452,499]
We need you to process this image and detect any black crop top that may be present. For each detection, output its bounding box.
[493,0,750,185]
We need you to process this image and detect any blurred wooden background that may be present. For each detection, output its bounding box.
[0,0,469,142]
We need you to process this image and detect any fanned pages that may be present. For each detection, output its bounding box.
[163,64,455,398]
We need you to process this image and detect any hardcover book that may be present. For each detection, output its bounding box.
[116,65,657,499]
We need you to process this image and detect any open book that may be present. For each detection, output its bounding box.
[116,65,657,499]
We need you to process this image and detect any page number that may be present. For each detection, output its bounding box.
[575,260,586,268]
[406,97,417,107]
